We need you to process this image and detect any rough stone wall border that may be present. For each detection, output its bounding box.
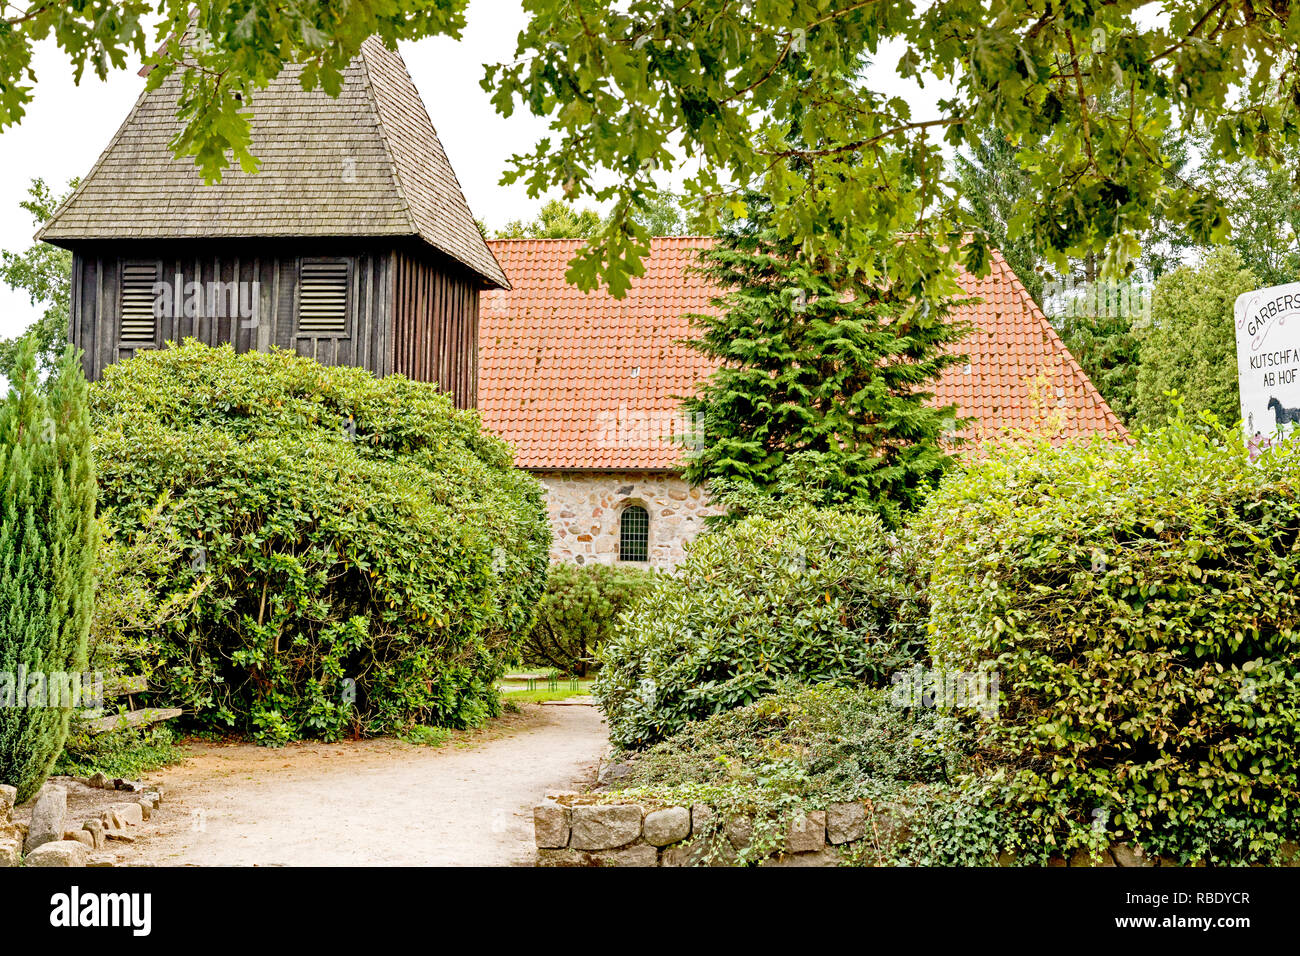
[533,795,1282,867]
[2,777,161,868]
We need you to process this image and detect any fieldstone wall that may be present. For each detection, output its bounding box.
[532,794,1259,867]
[534,793,855,867]
[535,470,723,569]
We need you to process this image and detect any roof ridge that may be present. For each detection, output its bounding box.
[358,38,509,289]
[38,35,508,289]
[354,39,420,241]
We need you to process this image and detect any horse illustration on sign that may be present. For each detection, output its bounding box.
[1267,396,1300,428]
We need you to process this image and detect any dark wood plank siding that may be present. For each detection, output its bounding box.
[70,241,393,382]
[390,248,479,409]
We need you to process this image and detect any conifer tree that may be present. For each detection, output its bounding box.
[682,199,969,526]
[0,340,97,802]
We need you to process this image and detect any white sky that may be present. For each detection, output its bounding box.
[0,2,943,341]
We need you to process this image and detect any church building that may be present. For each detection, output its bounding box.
[37,36,1127,570]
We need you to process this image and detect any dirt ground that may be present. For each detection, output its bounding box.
[92,703,608,867]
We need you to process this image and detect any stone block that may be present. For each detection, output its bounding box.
[24,840,87,867]
[0,834,21,868]
[873,807,911,847]
[1110,844,1151,868]
[690,802,715,837]
[826,802,866,845]
[670,834,738,867]
[82,819,106,850]
[0,784,16,821]
[535,845,656,867]
[1070,847,1116,867]
[536,848,587,867]
[660,839,708,867]
[592,844,658,867]
[109,802,144,827]
[534,802,571,849]
[570,804,642,850]
[27,785,68,852]
[596,762,632,787]
[643,807,690,847]
[63,830,94,849]
[725,814,753,853]
[786,810,826,854]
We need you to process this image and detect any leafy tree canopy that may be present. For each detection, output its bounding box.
[4,2,1298,297]
[494,191,696,239]
[487,1,1298,294]
[496,199,603,239]
[0,178,75,380]
[952,126,1047,303]
[1200,143,1300,287]
[0,1,470,184]
[953,121,1199,302]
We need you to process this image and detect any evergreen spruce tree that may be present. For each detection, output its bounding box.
[952,127,1045,303]
[682,199,969,527]
[0,340,96,802]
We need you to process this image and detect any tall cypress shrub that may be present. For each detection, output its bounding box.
[682,197,970,526]
[0,340,96,802]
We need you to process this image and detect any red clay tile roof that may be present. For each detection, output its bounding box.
[479,237,1126,470]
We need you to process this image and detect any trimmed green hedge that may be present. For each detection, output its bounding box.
[91,341,550,743]
[595,506,927,748]
[918,412,1300,864]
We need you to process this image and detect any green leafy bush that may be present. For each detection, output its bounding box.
[595,507,928,748]
[918,411,1300,864]
[54,724,184,780]
[0,342,97,802]
[521,564,656,676]
[90,341,550,743]
[91,499,203,689]
[613,682,965,796]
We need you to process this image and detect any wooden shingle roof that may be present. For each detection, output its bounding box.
[479,238,1127,470]
[38,37,508,290]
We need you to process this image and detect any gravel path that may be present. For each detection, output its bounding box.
[123,704,609,866]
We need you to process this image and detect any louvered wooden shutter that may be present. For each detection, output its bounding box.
[120,261,160,343]
[298,259,350,336]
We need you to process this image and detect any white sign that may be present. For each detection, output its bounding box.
[1235,282,1300,444]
